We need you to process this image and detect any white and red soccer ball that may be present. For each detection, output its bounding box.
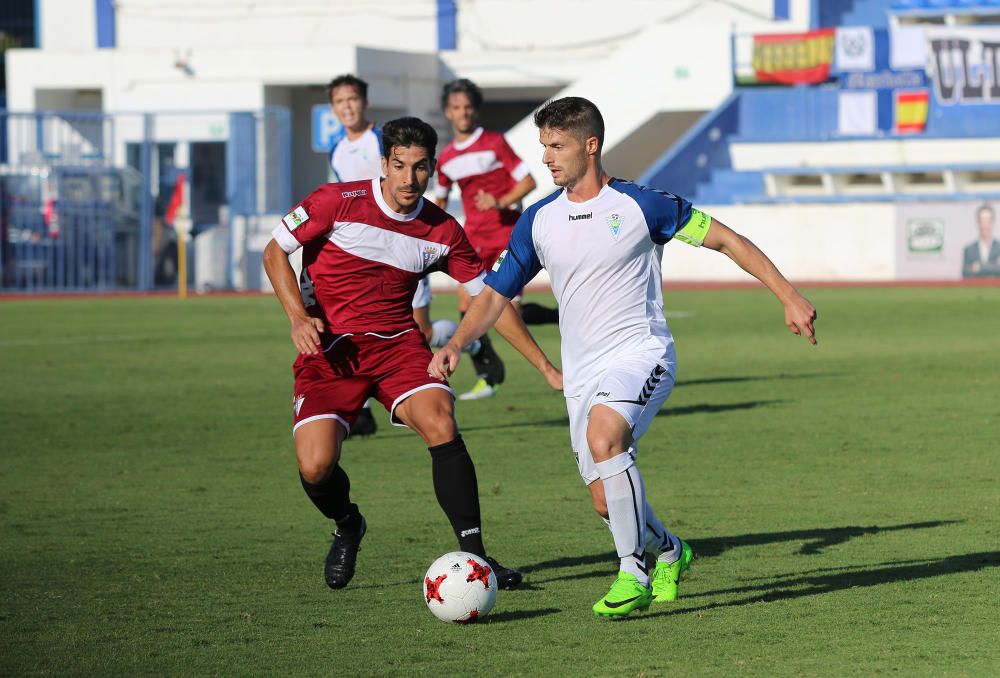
[423,552,498,624]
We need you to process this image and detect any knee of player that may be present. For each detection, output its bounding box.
[296,445,340,484]
[298,458,335,485]
[420,411,458,445]
[586,432,621,461]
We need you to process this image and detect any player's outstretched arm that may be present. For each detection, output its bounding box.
[702,218,818,345]
[428,286,561,389]
[262,239,325,355]
[492,294,562,391]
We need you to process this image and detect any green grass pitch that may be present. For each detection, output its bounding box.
[1,287,998,676]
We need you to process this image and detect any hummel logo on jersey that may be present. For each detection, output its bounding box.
[283,205,309,231]
[341,189,367,198]
[293,394,305,415]
[568,212,592,221]
[607,213,624,240]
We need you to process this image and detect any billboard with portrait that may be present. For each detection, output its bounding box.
[896,202,1000,280]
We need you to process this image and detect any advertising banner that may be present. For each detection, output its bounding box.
[896,202,1000,280]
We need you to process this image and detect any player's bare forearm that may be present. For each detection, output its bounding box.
[703,218,818,344]
[263,239,324,353]
[449,286,509,351]
[499,175,537,209]
[263,240,308,322]
[413,305,433,343]
[493,298,559,381]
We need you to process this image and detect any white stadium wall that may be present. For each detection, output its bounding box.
[661,203,900,282]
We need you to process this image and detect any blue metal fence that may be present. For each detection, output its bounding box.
[0,108,291,293]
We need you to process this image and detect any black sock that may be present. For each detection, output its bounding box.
[299,465,362,532]
[521,302,560,325]
[428,436,486,557]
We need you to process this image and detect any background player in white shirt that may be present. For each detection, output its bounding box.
[430,97,817,618]
[327,74,383,183]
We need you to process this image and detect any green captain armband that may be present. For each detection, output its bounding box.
[674,208,712,247]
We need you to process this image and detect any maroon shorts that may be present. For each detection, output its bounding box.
[291,329,451,434]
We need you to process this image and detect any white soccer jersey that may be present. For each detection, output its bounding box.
[485,178,711,395]
[329,127,383,182]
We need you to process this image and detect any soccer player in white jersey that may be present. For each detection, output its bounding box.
[429,97,818,618]
[327,75,383,183]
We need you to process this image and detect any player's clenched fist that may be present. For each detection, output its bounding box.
[428,343,461,379]
[290,315,325,355]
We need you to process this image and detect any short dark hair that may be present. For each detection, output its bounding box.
[440,78,483,111]
[977,203,995,220]
[381,117,438,160]
[328,74,368,103]
[533,97,605,149]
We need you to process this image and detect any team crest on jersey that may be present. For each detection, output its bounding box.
[283,206,309,231]
[293,394,305,415]
[607,213,624,240]
[492,249,507,272]
[422,246,439,268]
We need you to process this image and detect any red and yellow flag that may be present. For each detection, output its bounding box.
[896,91,929,134]
[752,29,836,85]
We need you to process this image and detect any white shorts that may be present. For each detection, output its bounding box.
[566,345,676,485]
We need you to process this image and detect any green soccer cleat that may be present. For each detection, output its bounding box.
[592,572,653,618]
[651,539,693,602]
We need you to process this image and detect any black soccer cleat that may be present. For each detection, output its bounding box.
[324,516,367,589]
[471,334,506,386]
[348,408,378,438]
[484,555,523,589]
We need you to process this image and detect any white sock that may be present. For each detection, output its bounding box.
[595,454,648,586]
[645,503,681,564]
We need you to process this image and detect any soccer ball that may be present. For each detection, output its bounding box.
[423,551,497,624]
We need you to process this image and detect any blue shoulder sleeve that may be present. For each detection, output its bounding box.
[484,191,558,297]
[609,178,693,245]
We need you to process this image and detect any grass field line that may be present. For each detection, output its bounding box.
[0,327,280,347]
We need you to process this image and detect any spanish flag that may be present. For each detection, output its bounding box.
[896,91,929,134]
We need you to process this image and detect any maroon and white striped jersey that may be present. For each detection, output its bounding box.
[272,178,486,334]
[434,127,529,249]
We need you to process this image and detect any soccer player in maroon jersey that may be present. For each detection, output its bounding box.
[263,117,561,590]
[435,78,559,400]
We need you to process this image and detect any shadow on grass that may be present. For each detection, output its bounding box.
[657,399,786,417]
[695,520,961,557]
[636,551,1000,620]
[485,607,561,623]
[676,373,839,388]
[522,521,960,575]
